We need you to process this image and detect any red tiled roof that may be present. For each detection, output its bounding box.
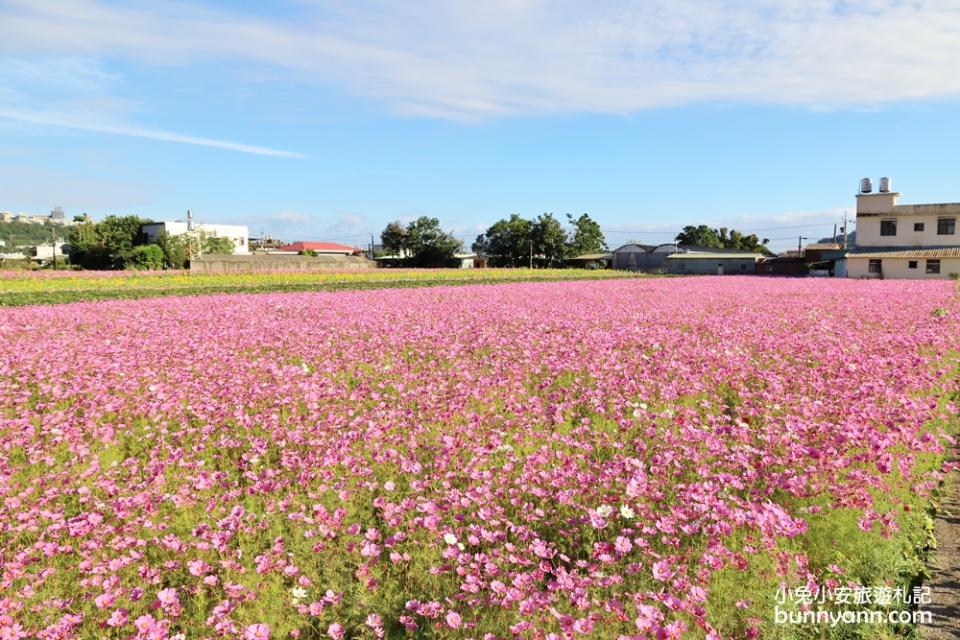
[276,241,358,253]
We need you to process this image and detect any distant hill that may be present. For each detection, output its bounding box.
[0,220,70,251]
[818,231,856,246]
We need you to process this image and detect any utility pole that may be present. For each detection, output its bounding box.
[370,232,375,260]
[798,235,807,255]
[51,225,57,269]
[833,224,837,244]
[842,210,849,249]
[529,239,533,269]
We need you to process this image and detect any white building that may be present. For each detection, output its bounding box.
[142,218,249,255]
[847,177,960,279]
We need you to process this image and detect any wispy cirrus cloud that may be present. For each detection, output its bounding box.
[2,0,960,120]
[0,107,306,158]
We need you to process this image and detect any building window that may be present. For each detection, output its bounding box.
[914,222,925,232]
[868,259,882,274]
[880,220,897,236]
[908,260,918,269]
[239,237,246,246]
[926,260,941,274]
[937,218,956,235]
[740,264,747,271]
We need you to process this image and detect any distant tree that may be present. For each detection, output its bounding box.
[126,244,164,270]
[380,221,409,257]
[379,218,461,267]
[675,225,723,249]
[154,231,189,269]
[0,220,69,252]
[566,213,607,256]
[201,233,235,256]
[531,213,568,267]
[68,215,152,269]
[405,217,463,267]
[473,214,534,267]
[675,224,772,255]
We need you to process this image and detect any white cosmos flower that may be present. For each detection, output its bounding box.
[291,587,307,601]
[595,505,614,518]
[444,533,458,545]
[620,505,635,519]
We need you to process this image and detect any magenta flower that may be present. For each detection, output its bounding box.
[244,623,270,640]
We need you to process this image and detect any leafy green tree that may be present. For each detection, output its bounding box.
[405,217,462,267]
[126,244,164,270]
[566,213,607,256]
[201,233,235,256]
[380,221,409,257]
[154,231,189,269]
[675,225,723,249]
[531,213,568,267]
[473,214,534,267]
[68,215,152,269]
[378,218,461,267]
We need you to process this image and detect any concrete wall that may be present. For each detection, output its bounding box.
[666,258,757,275]
[847,257,960,279]
[189,254,374,273]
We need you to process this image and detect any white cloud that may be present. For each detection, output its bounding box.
[2,0,959,120]
[0,107,306,158]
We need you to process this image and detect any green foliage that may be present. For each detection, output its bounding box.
[379,217,462,267]
[202,233,236,256]
[154,231,189,269]
[0,220,69,252]
[152,230,234,268]
[531,213,569,267]
[676,224,773,254]
[380,221,408,257]
[567,213,608,256]
[126,244,165,270]
[475,213,608,267]
[68,215,154,269]
[473,213,534,267]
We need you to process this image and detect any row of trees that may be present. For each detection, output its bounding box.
[674,225,772,254]
[68,216,234,269]
[378,213,608,268]
[472,213,607,268]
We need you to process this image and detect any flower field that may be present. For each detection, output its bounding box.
[1,277,958,640]
[0,268,637,307]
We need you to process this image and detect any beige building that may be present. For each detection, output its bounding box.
[847,178,960,279]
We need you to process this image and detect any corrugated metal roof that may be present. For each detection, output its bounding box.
[805,243,842,250]
[847,246,960,259]
[570,253,612,260]
[665,253,761,260]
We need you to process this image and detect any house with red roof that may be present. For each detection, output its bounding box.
[271,241,361,255]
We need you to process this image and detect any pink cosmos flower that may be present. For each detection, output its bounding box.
[652,560,673,581]
[106,608,128,628]
[446,610,462,629]
[244,623,270,640]
[327,622,344,640]
[94,592,114,609]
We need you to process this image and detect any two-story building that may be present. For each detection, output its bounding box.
[846,178,960,279]
[142,218,249,255]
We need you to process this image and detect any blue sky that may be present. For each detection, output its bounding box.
[2,1,960,252]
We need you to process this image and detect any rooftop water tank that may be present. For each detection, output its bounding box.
[860,177,873,194]
[879,177,891,193]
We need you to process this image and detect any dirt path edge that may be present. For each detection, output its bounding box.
[920,471,960,639]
